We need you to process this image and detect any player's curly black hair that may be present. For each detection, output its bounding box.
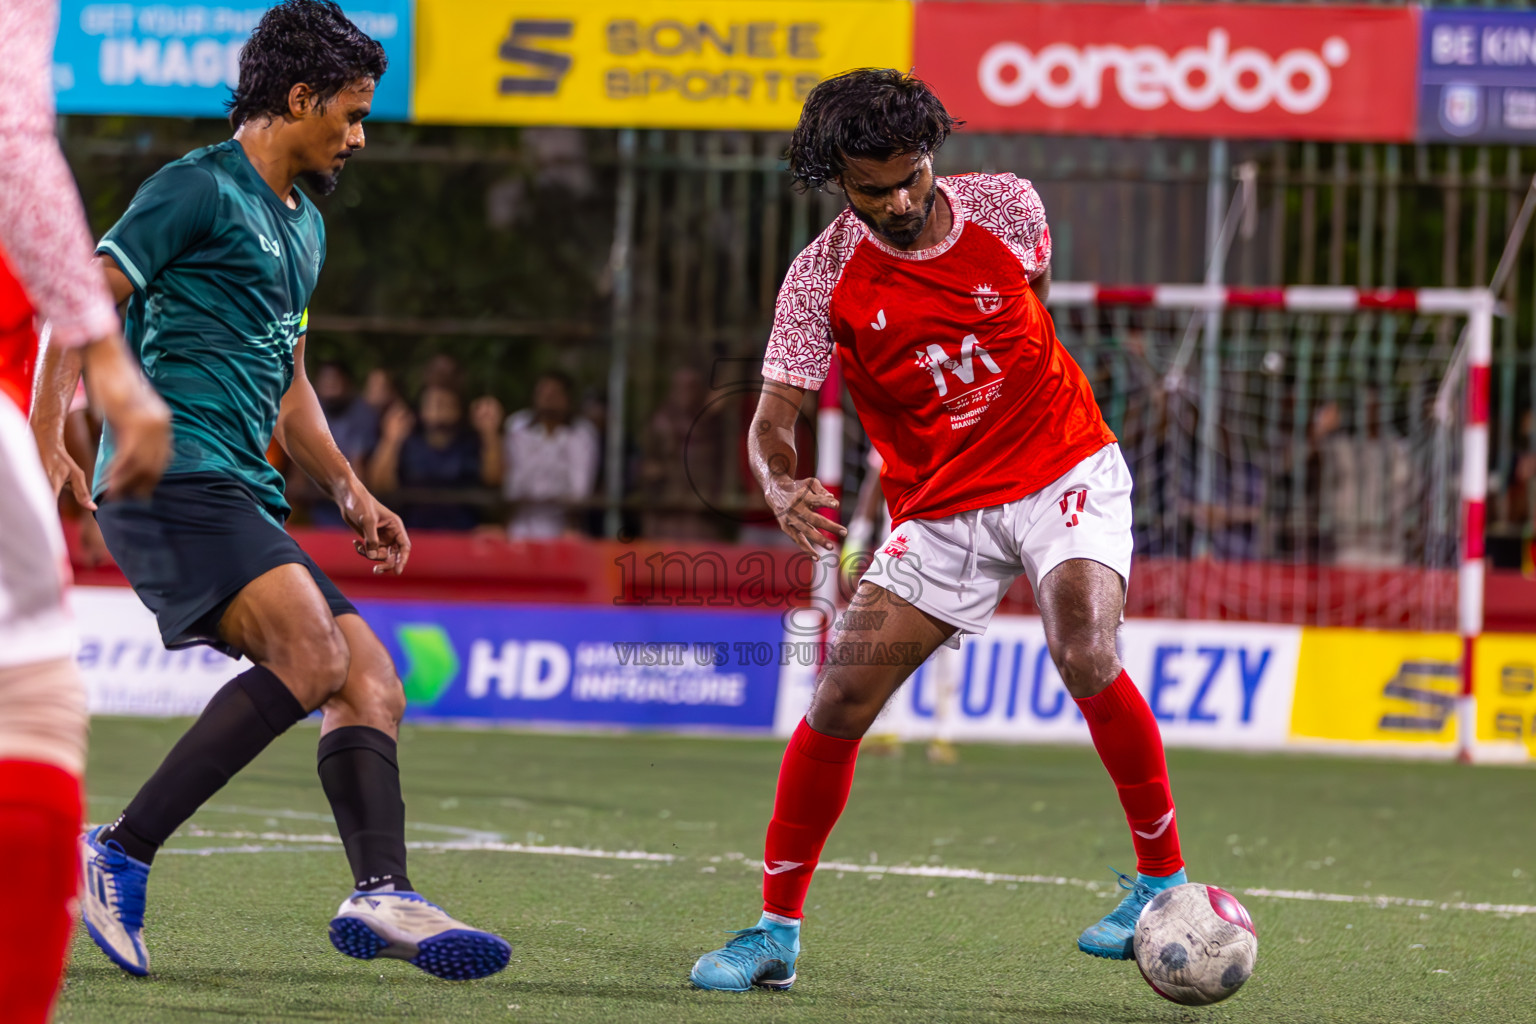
[785,69,961,193]
[226,0,387,129]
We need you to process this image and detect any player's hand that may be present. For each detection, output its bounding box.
[103,390,172,500]
[32,427,95,507]
[338,476,412,575]
[81,334,172,500]
[765,473,845,557]
[470,395,504,439]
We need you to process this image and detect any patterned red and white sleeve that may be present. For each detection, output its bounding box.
[762,212,864,391]
[0,2,120,348]
[950,173,1052,280]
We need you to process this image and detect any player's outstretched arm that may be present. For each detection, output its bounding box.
[277,334,410,575]
[748,378,846,557]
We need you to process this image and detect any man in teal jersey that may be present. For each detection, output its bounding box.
[30,1,509,983]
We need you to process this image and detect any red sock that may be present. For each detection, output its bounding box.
[0,760,83,1024]
[761,718,860,919]
[1074,672,1184,877]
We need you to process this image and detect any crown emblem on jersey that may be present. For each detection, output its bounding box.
[972,283,1002,314]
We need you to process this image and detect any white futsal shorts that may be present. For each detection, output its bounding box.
[0,396,74,667]
[861,443,1133,636]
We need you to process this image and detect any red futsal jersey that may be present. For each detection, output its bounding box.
[0,247,38,415]
[762,174,1116,527]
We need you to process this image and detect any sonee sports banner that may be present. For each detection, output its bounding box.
[413,0,913,129]
[912,2,1420,141]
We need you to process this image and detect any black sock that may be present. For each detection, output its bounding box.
[100,665,308,865]
[317,726,411,893]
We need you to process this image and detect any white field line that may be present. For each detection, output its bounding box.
[151,826,1536,917]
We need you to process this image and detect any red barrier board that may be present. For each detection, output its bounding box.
[913,2,1419,141]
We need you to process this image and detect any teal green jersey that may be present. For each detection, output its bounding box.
[94,139,325,522]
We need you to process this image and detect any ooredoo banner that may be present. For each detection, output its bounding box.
[913,2,1419,141]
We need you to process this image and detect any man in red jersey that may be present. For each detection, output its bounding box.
[690,69,1187,992]
[0,3,170,1019]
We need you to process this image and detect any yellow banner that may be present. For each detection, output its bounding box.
[1473,633,1536,756]
[415,0,914,129]
[1289,628,1462,747]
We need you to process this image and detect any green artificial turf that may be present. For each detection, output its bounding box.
[57,717,1536,1023]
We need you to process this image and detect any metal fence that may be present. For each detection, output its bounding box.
[60,118,1536,566]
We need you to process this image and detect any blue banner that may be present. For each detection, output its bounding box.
[1421,9,1536,142]
[354,601,784,730]
[52,2,412,120]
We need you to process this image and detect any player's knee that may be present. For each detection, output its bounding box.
[806,671,882,738]
[372,672,407,727]
[1054,639,1120,699]
[280,624,351,705]
[0,657,88,775]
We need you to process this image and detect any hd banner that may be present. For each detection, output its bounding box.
[51,0,413,120]
[912,2,1420,141]
[72,586,784,730]
[413,0,913,128]
[1421,9,1536,142]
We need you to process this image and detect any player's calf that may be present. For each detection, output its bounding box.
[0,658,89,1009]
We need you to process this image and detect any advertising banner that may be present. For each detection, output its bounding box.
[1289,628,1463,754]
[367,600,783,729]
[413,0,913,129]
[913,2,1419,141]
[1420,10,1536,143]
[52,1,413,120]
[73,586,783,730]
[773,616,1303,750]
[1472,633,1536,757]
[72,586,248,716]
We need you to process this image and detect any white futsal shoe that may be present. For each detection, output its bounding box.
[328,890,511,980]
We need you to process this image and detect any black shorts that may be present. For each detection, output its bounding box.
[95,472,357,658]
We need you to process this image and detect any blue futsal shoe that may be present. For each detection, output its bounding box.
[1077,867,1187,960]
[690,915,800,992]
[329,890,511,980]
[79,825,151,976]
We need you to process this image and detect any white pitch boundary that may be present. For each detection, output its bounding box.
[152,827,1536,918]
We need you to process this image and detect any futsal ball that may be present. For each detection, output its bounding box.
[1133,882,1258,1006]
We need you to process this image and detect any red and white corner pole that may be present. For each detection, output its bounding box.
[814,352,845,645]
[1458,291,1494,764]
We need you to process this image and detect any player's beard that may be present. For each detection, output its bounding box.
[300,168,342,196]
[851,181,939,248]
[300,157,349,197]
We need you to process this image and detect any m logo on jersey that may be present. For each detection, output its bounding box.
[972,283,1001,314]
[259,234,281,259]
[915,334,1002,398]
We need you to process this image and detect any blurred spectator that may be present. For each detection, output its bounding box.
[422,352,465,395]
[367,384,502,531]
[362,367,400,420]
[502,371,599,539]
[316,361,380,467]
[289,361,380,526]
[639,367,725,540]
[1317,391,1410,567]
[1180,418,1263,560]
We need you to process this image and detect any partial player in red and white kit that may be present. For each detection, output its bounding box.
[0,4,169,1020]
[691,70,1187,993]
